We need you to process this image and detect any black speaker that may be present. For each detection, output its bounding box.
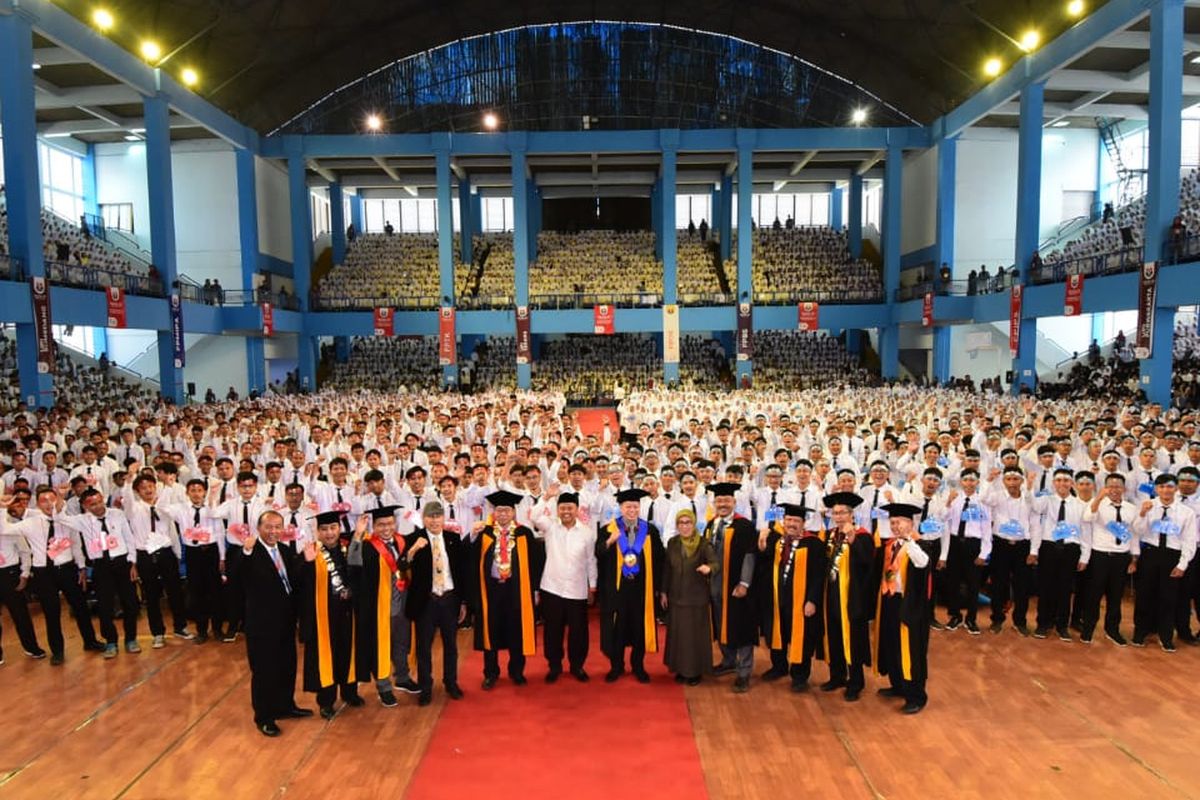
[187,382,196,396]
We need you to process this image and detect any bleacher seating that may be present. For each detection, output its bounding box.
[530,334,656,403]
[751,330,873,390]
[457,233,515,308]
[530,230,662,305]
[679,335,729,388]
[325,336,442,391]
[316,233,441,309]
[736,227,882,304]
[464,335,517,391]
[677,237,725,302]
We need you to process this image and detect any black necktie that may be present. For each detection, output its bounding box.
[1113,504,1122,523]
[415,495,422,510]
[242,503,250,525]
[647,499,655,522]
[193,507,202,526]
[1170,453,1176,465]
[48,519,56,543]
[770,490,777,508]
[1057,499,1066,523]
[1039,472,1047,492]
[268,484,276,498]
[219,483,227,504]
[100,517,111,557]
[921,497,931,521]
[1160,506,1169,548]
[290,512,298,529]
[957,497,970,537]
[150,507,159,533]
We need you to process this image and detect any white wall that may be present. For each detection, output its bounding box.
[1039,128,1100,241]
[94,142,151,250]
[256,156,292,262]
[104,328,157,373]
[900,146,937,255]
[184,334,248,398]
[172,141,241,288]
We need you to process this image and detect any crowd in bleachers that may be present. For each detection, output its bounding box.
[462,336,517,392]
[457,234,515,307]
[0,334,158,408]
[530,230,662,304]
[530,334,657,403]
[315,233,442,309]
[325,336,442,392]
[740,227,882,304]
[751,330,874,390]
[677,237,724,301]
[679,334,730,388]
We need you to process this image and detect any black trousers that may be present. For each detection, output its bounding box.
[917,539,943,624]
[541,591,588,672]
[247,627,297,726]
[0,565,41,656]
[32,563,99,655]
[136,549,187,636]
[185,544,222,636]
[483,646,526,680]
[1134,542,1183,644]
[1036,541,1081,632]
[89,554,139,644]
[316,683,360,709]
[989,538,1031,626]
[415,591,460,690]
[945,536,982,622]
[1080,550,1131,637]
[1175,554,1200,637]
[221,545,244,635]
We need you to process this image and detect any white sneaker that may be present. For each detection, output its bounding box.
[152,635,166,649]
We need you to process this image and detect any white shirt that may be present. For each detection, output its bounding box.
[1083,498,1138,557]
[1133,498,1198,572]
[1032,493,1091,560]
[58,509,137,563]
[529,500,598,601]
[6,511,83,569]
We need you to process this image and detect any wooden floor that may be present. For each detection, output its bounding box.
[1,601,1196,800]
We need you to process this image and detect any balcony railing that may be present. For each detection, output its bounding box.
[1029,244,1144,285]
[45,260,165,297]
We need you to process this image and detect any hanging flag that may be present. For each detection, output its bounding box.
[1009,285,1023,358]
[516,305,531,364]
[373,307,394,336]
[30,277,54,375]
[439,306,457,365]
[663,304,680,364]
[170,293,185,368]
[1135,262,1158,360]
[106,287,127,328]
[1063,274,1084,316]
[797,302,819,332]
[261,302,274,337]
[737,302,753,361]
[593,304,614,335]
[921,292,934,328]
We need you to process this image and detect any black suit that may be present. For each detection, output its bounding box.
[242,541,299,726]
[404,528,469,691]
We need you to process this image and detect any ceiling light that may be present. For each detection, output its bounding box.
[32,63,41,70]
[1019,30,1041,52]
[983,58,1003,77]
[124,135,141,142]
[1192,55,1200,65]
[482,112,499,130]
[365,114,382,131]
[1052,120,1070,127]
[92,8,114,31]
[181,67,199,87]
[140,40,162,62]
[1066,0,1085,18]
[851,108,868,125]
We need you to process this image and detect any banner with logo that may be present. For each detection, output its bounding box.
[593,304,614,335]
[1009,284,1023,358]
[736,302,753,361]
[170,293,185,368]
[438,306,457,365]
[515,305,531,364]
[106,287,126,328]
[1064,274,1084,317]
[373,307,394,336]
[797,302,819,332]
[1135,262,1158,359]
[921,292,934,328]
[663,304,680,364]
[30,277,54,375]
[261,302,274,337]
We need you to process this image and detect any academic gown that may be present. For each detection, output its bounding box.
[595,518,665,657]
[470,525,543,655]
[299,544,356,693]
[876,544,933,685]
[350,534,409,683]
[759,531,828,662]
[709,515,759,649]
[822,528,876,667]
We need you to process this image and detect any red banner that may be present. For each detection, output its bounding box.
[106,287,126,328]
[439,306,457,365]
[261,302,274,337]
[30,277,54,375]
[516,305,531,364]
[1135,262,1158,360]
[797,302,820,332]
[373,307,394,336]
[593,304,614,335]
[737,303,753,361]
[1064,274,1084,317]
[1009,285,1023,358]
[921,292,934,328]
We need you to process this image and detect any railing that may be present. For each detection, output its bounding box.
[220,289,301,311]
[1029,244,1143,285]
[1163,232,1200,266]
[313,294,442,311]
[753,288,884,305]
[895,274,1014,302]
[530,292,662,310]
[46,261,165,296]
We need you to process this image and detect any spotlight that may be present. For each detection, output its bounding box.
[92,8,114,30]
[1019,30,1040,52]
[851,108,868,125]
[365,114,382,131]
[1067,0,1085,18]
[482,112,499,130]
[140,40,162,62]
[181,68,199,87]
[984,58,1003,77]
[32,63,42,71]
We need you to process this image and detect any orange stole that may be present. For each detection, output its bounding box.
[872,543,909,677]
[769,539,810,663]
[820,542,852,665]
[476,531,537,656]
[315,548,356,687]
[608,521,658,654]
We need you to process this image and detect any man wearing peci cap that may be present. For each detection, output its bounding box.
[707,482,759,693]
[596,488,664,683]
[1132,473,1198,651]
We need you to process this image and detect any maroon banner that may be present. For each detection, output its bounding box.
[30,277,54,375]
[593,304,614,335]
[516,305,531,364]
[1064,274,1084,317]
[261,302,274,337]
[736,302,753,361]
[921,292,934,328]
[797,302,820,332]
[1135,262,1159,359]
[373,307,394,337]
[1009,285,1023,358]
[439,306,457,365]
[106,287,127,328]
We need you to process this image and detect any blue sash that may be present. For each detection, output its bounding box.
[1052,522,1080,542]
[1106,520,1131,544]
[617,518,649,578]
[918,518,943,536]
[998,520,1024,538]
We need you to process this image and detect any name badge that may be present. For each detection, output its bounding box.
[998,520,1024,538]
[228,523,250,543]
[1138,482,1155,497]
[1106,520,1131,544]
[332,502,352,514]
[1035,490,1051,498]
[47,538,72,559]
[1052,522,1079,542]
[1151,519,1181,538]
[763,506,783,524]
[918,519,943,536]
[869,507,888,520]
[278,526,297,543]
[85,537,102,558]
[961,506,983,522]
[106,534,121,551]
[937,456,950,468]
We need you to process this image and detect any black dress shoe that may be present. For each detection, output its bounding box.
[511,674,528,686]
[284,706,314,718]
[418,692,433,707]
[685,676,701,686]
[877,687,904,698]
[674,674,686,684]
[344,694,365,707]
[633,670,651,684]
[901,701,925,715]
[319,706,336,720]
[50,653,65,666]
[820,679,846,692]
[445,684,464,700]
[761,668,788,682]
[844,688,862,702]
[545,669,561,684]
[379,691,398,708]
[571,668,590,683]
[712,662,736,676]
[258,722,281,737]
[790,681,809,693]
[482,676,497,690]
[604,669,623,683]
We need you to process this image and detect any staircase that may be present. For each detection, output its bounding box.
[861,239,883,268]
[1097,117,1147,208]
[311,245,334,289]
[708,241,731,296]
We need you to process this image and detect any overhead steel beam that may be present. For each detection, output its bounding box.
[38,113,199,136]
[31,45,88,66]
[856,149,886,175]
[372,155,401,181]
[33,81,142,108]
[1099,30,1200,50]
[1045,68,1200,93]
[1043,91,1110,126]
[306,158,337,183]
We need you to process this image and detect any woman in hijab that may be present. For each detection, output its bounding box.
[661,508,719,685]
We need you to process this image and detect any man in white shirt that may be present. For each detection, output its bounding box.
[0,489,45,661]
[1132,473,1198,651]
[1030,468,1090,641]
[164,478,225,643]
[530,489,597,683]
[1080,473,1137,646]
[942,469,990,634]
[982,467,1035,635]
[121,474,190,647]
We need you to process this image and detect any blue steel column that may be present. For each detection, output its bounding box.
[1140,0,1184,406]
[1012,82,1045,394]
[83,143,100,219]
[236,148,266,395]
[349,193,364,234]
[735,131,755,386]
[932,326,951,385]
[651,178,663,260]
[287,143,316,390]
[511,141,532,389]
[848,173,864,259]
[718,174,733,263]
[459,175,474,264]
[0,14,52,406]
[931,137,957,384]
[661,133,680,385]
[329,181,346,266]
[435,138,458,386]
[830,185,844,231]
[527,182,541,262]
[144,94,184,404]
[878,144,902,380]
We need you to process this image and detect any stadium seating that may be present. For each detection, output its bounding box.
[315,233,442,310]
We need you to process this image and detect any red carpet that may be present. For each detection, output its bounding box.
[574,408,620,439]
[405,617,708,800]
